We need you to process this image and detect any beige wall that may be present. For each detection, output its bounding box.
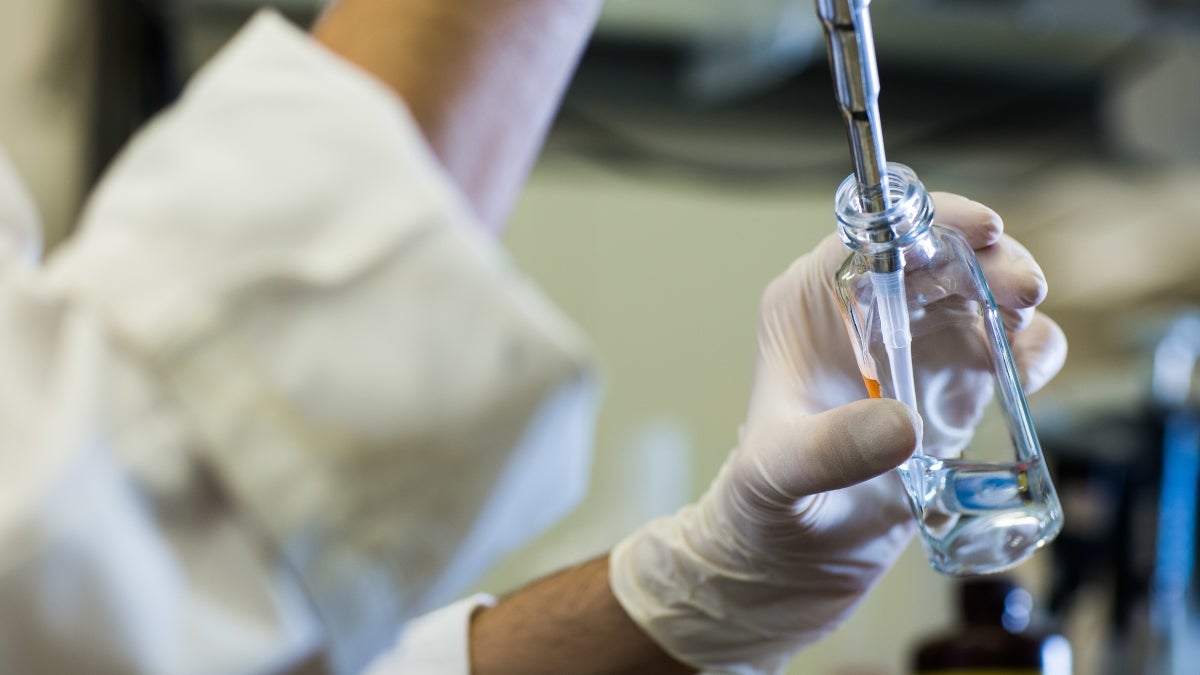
[0,0,94,247]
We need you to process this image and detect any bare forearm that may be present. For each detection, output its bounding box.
[313,0,602,231]
[469,556,695,675]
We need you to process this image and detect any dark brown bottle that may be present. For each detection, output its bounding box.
[911,578,1072,675]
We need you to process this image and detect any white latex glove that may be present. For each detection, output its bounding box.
[610,194,1067,674]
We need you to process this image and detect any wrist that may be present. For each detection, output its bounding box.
[469,556,693,675]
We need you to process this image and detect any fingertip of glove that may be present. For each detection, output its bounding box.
[932,193,1004,248]
[974,205,1005,247]
[847,398,922,472]
[1010,253,1049,308]
[960,204,1004,250]
[1016,313,1069,394]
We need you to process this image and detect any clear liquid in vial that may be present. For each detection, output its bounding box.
[899,454,1060,576]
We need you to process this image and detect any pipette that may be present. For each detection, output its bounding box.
[816,0,918,413]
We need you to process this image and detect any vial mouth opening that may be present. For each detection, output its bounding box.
[836,163,935,253]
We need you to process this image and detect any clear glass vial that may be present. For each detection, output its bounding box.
[832,163,1063,576]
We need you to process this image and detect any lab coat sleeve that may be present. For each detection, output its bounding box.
[36,8,596,675]
[0,270,324,675]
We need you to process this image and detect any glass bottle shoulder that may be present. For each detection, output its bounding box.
[836,225,987,309]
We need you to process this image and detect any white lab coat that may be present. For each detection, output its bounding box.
[0,11,597,675]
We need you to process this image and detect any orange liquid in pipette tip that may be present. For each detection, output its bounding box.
[863,376,882,399]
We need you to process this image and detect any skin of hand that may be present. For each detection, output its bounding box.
[469,557,695,675]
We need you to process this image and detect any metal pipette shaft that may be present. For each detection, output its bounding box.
[817,0,889,217]
[818,0,919,416]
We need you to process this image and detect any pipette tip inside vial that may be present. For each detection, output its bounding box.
[870,268,918,414]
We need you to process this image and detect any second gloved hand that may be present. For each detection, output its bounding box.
[609,194,1067,674]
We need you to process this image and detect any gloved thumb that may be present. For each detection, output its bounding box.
[749,398,921,500]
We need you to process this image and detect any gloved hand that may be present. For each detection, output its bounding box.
[610,194,1067,674]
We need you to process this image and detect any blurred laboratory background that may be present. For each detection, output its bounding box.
[4,0,1200,673]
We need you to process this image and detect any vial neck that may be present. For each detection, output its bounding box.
[835,163,934,263]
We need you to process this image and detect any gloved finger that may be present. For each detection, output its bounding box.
[1000,305,1036,333]
[931,194,1048,317]
[806,231,857,281]
[1010,312,1068,394]
[975,235,1048,310]
[747,399,921,500]
[931,192,1003,250]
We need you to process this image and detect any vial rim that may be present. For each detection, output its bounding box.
[835,163,935,253]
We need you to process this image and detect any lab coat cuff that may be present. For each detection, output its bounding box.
[361,594,497,675]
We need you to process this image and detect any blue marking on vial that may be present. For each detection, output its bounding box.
[952,470,1028,511]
